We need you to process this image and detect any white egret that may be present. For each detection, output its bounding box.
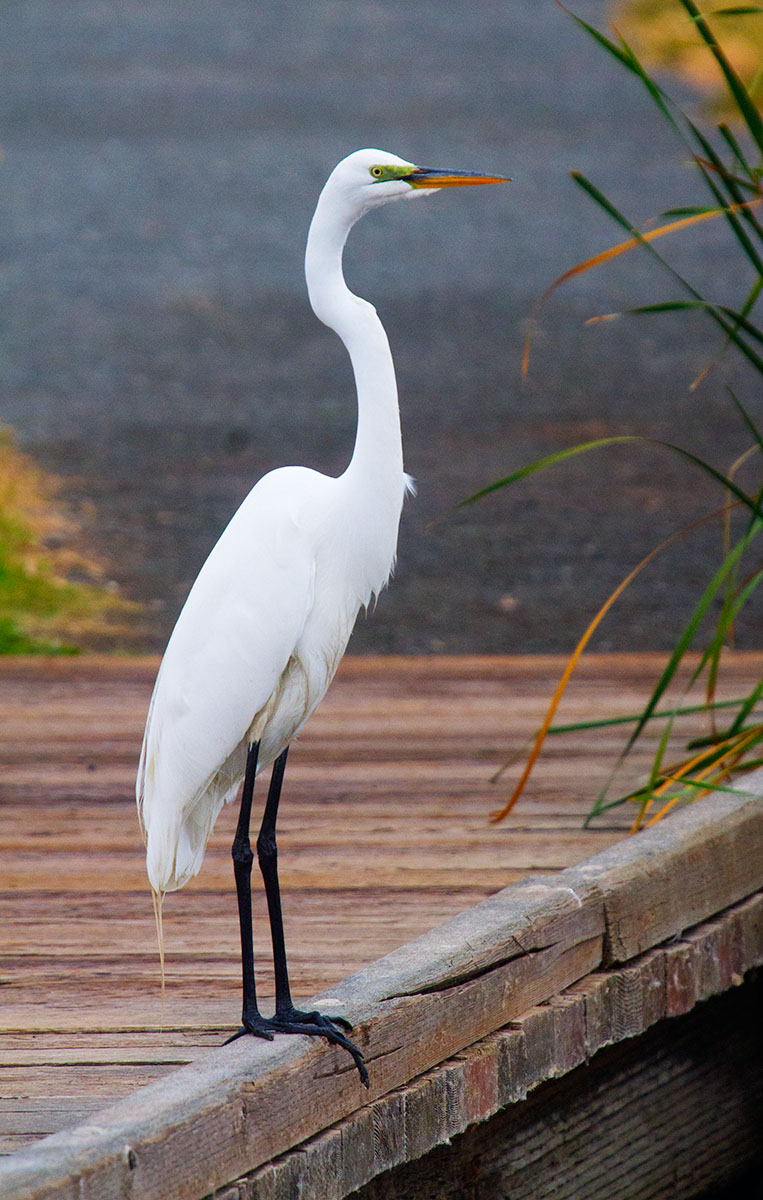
[137,148,507,1085]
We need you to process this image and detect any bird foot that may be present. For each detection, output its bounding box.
[224,1020,275,1044]
[225,1006,368,1087]
[278,1004,354,1033]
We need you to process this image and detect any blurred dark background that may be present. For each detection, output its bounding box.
[1,0,760,652]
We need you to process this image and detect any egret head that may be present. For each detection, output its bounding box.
[306,148,508,320]
[323,148,509,221]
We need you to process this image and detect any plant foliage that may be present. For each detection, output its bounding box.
[471,0,763,828]
[0,429,140,653]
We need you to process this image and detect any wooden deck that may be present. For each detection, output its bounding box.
[1,652,762,1166]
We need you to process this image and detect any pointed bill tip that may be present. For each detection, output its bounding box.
[405,166,510,189]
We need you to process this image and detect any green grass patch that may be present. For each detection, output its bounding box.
[0,428,141,653]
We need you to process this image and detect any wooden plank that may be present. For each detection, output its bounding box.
[219,891,763,1200]
[3,787,763,1200]
[348,979,763,1200]
[4,650,759,683]
[560,784,763,963]
[0,880,604,1200]
[2,653,763,1187]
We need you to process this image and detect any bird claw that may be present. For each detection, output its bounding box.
[280,1019,369,1087]
[272,1006,368,1086]
[224,1021,275,1044]
[281,1006,354,1033]
[225,1007,368,1087]
[327,1014,354,1032]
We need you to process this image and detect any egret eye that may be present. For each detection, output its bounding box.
[369,166,385,179]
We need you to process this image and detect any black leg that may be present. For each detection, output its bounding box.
[225,740,273,1043]
[256,746,294,1012]
[255,746,369,1087]
[224,741,368,1085]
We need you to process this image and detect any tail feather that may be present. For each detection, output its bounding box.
[143,740,248,893]
[152,887,166,1018]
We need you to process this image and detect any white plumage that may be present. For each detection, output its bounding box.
[137,150,428,893]
[137,147,506,1060]
[137,148,507,893]
[135,150,506,1081]
[138,459,410,892]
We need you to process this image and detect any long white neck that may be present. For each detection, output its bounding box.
[305,193,404,496]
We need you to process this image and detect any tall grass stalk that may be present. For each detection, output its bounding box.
[470,0,763,828]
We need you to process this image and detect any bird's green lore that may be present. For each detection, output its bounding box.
[368,161,509,188]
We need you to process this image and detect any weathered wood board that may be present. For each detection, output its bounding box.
[223,892,763,1200]
[347,972,763,1200]
[3,793,763,1200]
[1,653,762,1198]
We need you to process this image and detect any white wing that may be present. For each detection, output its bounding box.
[138,491,316,893]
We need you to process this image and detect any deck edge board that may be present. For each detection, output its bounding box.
[2,768,762,1200]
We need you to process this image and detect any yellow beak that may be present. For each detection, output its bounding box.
[404,166,510,189]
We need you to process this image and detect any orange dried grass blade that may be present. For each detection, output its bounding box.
[489,499,738,825]
[641,726,761,829]
[555,203,761,291]
[642,787,696,829]
[522,198,762,379]
[489,551,658,824]
[641,790,688,828]
[521,329,533,379]
[653,734,745,799]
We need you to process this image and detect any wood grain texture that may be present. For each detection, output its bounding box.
[0,882,605,1200]
[1,653,763,1196]
[225,891,763,1200]
[565,788,763,964]
[350,975,763,1200]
